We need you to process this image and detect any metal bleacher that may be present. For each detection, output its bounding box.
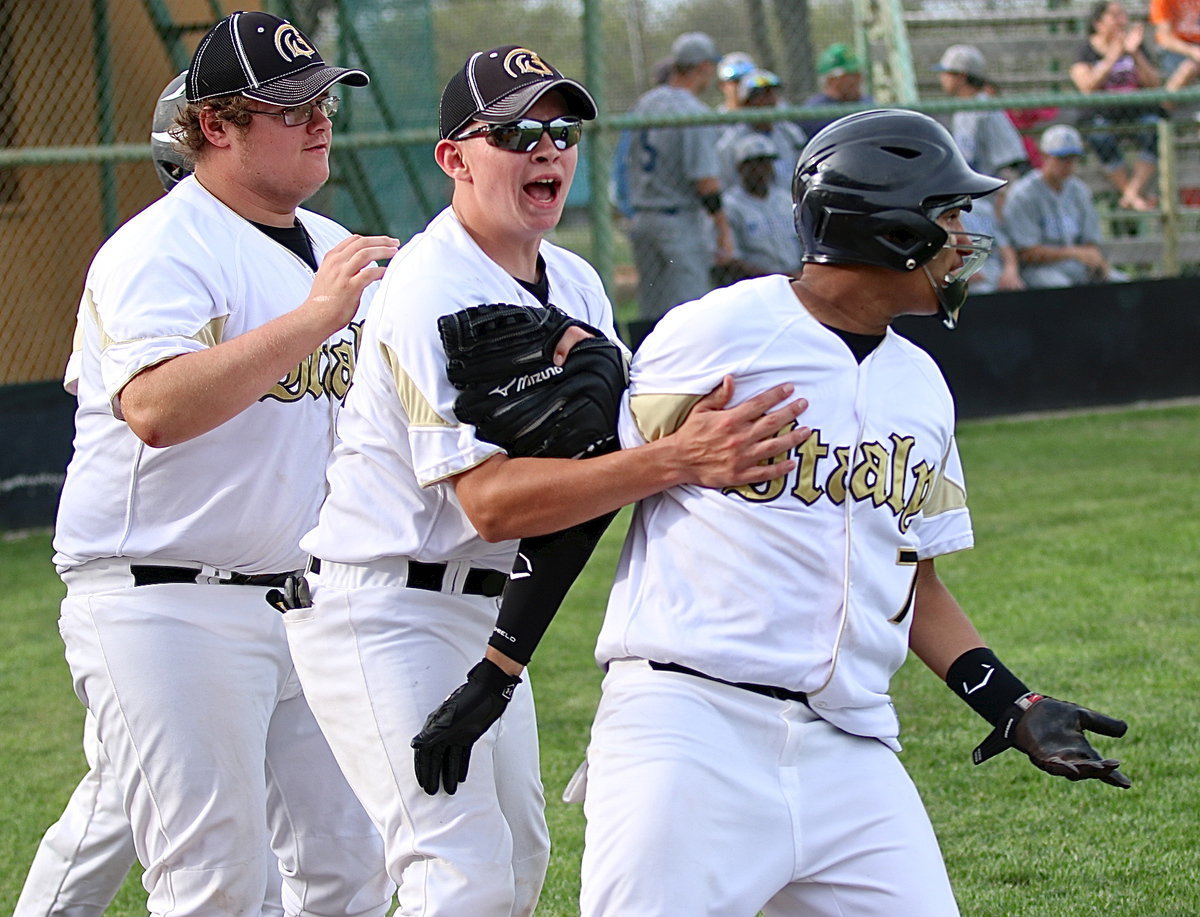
[892,0,1200,277]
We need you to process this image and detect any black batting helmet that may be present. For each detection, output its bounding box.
[151,71,191,192]
[792,109,1003,273]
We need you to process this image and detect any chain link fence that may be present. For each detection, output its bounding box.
[2,0,1198,385]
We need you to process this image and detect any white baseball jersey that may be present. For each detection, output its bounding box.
[301,206,621,568]
[596,273,974,747]
[723,183,803,275]
[53,176,367,575]
[949,92,1028,177]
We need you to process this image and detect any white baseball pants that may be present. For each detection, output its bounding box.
[285,561,550,917]
[580,660,961,917]
[57,570,392,917]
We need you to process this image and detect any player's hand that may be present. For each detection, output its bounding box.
[1124,22,1144,54]
[1014,696,1131,788]
[552,323,596,366]
[1083,248,1108,270]
[302,234,400,334]
[669,376,810,489]
[411,658,521,795]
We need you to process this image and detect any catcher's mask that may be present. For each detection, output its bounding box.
[793,109,1004,327]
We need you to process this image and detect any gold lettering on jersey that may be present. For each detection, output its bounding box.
[275,24,317,62]
[724,419,806,503]
[323,322,362,402]
[826,446,852,505]
[888,435,915,514]
[850,441,891,508]
[504,49,554,78]
[262,319,363,405]
[900,460,936,533]
[723,428,950,536]
[791,427,829,505]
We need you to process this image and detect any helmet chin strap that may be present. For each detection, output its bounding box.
[922,265,970,330]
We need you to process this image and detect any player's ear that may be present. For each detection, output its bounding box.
[436,138,471,182]
[198,106,233,149]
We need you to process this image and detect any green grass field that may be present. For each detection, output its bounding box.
[3,403,1198,915]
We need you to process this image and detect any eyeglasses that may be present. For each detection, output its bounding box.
[245,96,340,127]
[452,117,583,152]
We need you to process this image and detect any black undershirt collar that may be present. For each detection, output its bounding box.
[250,218,318,271]
[823,323,885,363]
[515,254,550,305]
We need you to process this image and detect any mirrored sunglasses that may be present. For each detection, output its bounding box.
[452,116,583,152]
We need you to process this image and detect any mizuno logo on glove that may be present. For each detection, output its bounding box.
[489,364,563,397]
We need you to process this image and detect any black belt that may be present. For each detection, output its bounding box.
[130,564,295,588]
[649,661,809,704]
[633,207,680,215]
[310,558,506,598]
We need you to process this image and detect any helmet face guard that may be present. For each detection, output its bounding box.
[925,230,993,328]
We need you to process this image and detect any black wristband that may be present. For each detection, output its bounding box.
[700,191,722,214]
[945,647,1031,726]
[468,658,521,699]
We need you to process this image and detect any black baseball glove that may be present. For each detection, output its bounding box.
[974,693,1131,788]
[437,302,627,459]
[411,658,521,795]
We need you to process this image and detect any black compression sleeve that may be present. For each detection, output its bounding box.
[487,510,618,666]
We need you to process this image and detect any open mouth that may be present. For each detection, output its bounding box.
[525,178,561,204]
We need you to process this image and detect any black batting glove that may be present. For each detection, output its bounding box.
[974,693,1131,789]
[265,574,311,614]
[411,658,521,795]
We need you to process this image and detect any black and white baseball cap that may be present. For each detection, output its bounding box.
[439,45,597,140]
[186,10,369,105]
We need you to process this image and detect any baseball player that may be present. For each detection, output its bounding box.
[721,132,803,280]
[283,44,809,917]
[797,42,875,139]
[13,71,294,917]
[50,11,398,916]
[1003,123,1127,288]
[578,109,1130,917]
[714,68,807,193]
[935,44,1030,181]
[716,51,757,112]
[624,31,733,321]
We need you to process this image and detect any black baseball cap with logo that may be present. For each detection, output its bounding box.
[439,45,597,140]
[186,10,369,105]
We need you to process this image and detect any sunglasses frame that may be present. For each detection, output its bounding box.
[452,116,583,152]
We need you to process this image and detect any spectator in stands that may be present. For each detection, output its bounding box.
[1149,0,1200,93]
[979,77,1060,170]
[935,44,1030,181]
[1004,124,1127,288]
[962,202,1025,294]
[717,133,802,285]
[798,42,874,138]
[717,51,757,112]
[1071,0,1163,211]
[715,69,807,191]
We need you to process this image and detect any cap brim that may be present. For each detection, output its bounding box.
[243,64,369,106]
[475,78,598,126]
